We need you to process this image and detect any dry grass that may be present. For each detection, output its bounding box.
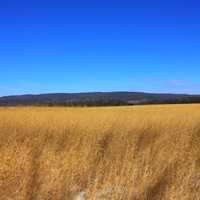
[0,104,200,199]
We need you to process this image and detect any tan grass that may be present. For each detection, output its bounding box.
[0,104,200,199]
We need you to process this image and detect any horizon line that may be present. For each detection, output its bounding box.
[1,90,200,98]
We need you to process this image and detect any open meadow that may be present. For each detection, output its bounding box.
[0,104,200,200]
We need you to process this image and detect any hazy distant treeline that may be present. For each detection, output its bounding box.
[1,92,200,106]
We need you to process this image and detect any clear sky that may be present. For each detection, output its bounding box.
[0,0,200,96]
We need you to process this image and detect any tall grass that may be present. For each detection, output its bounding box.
[0,104,200,199]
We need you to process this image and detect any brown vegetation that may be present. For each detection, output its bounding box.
[0,104,200,199]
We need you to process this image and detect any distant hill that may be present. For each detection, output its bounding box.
[0,92,200,106]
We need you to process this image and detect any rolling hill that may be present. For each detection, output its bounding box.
[0,92,200,106]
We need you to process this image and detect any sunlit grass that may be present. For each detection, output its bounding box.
[0,104,200,199]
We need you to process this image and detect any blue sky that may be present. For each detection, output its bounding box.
[0,0,200,96]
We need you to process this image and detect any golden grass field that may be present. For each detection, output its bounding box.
[0,104,200,200]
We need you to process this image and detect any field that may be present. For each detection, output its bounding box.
[0,104,200,200]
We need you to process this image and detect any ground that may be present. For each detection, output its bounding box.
[0,104,200,199]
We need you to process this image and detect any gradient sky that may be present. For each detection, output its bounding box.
[0,0,200,96]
